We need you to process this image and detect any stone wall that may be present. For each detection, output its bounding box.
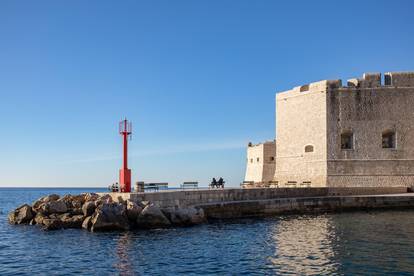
[201,194,414,219]
[327,73,414,187]
[274,81,332,187]
[105,186,408,208]
[244,141,276,184]
[269,71,414,188]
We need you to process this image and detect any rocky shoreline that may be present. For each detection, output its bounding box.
[8,193,206,231]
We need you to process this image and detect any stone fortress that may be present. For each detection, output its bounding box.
[244,71,414,188]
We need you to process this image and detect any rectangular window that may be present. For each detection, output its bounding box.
[382,131,396,149]
[341,132,353,150]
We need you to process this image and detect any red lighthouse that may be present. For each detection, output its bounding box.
[119,119,132,193]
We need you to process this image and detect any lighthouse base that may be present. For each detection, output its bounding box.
[119,168,131,193]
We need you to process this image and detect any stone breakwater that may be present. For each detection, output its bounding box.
[105,186,409,208]
[8,187,414,232]
[8,193,206,231]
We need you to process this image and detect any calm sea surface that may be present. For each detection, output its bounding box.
[1,188,414,275]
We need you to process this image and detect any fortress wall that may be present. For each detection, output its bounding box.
[326,83,414,187]
[385,72,414,87]
[244,142,276,183]
[246,71,414,188]
[305,72,414,90]
[327,175,414,188]
[244,143,264,183]
[274,83,328,187]
[262,142,276,182]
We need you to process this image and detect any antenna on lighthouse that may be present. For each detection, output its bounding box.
[119,118,132,193]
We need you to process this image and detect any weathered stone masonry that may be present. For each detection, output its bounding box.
[245,71,414,188]
[244,141,276,185]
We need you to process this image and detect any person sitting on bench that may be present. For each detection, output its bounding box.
[210,178,217,188]
[218,177,225,188]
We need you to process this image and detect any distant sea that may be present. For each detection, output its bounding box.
[1,187,414,275]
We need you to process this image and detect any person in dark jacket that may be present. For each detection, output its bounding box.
[211,178,217,188]
[218,177,225,188]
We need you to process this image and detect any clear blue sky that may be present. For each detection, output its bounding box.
[1,0,413,187]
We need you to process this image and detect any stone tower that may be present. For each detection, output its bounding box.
[244,141,276,186]
[245,71,414,188]
[275,71,414,187]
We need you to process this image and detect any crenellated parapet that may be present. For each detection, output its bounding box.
[289,79,342,94]
[347,72,381,88]
[384,72,414,86]
[278,72,414,97]
[347,72,414,88]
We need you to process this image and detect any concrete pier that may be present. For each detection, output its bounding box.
[103,187,414,219]
[201,193,414,219]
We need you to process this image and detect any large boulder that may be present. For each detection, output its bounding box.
[126,200,142,222]
[42,218,63,231]
[59,213,84,229]
[35,194,60,204]
[136,203,171,228]
[34,212,47,225]
[60,194,85,210]
[8,204,34,224]
[82,201,96,217]
[41,199,68,214]
[90,203,129,232]
[32,194,60,212]
[139,201,150,208]
[163,206,206,226]
[70,208,83,216]
[82,216,92,231]
[83,193,99,202]
[95,194,113,207]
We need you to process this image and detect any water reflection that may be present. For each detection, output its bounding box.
[269,215,339,275]
[114,232,134,276]
[4,188,414,275]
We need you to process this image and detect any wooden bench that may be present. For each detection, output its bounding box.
[181,182,198,189]
[285,181,297,188]
[300,181,311,188]
[240,181,254,188]
[144,182,168,192]
[269,181,279,188]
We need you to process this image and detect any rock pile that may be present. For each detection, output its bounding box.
[8,193,206,231]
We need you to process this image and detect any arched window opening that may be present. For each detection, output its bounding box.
[304,145,314,153]
[341,132,353,150]
[382,131,396,149]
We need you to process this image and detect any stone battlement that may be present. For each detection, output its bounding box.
[347,72,414,88]
[280,71,414,97]
[247,140,276,147]
[271,69,414,189]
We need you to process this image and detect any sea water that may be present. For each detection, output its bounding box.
[1,188,414,275]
